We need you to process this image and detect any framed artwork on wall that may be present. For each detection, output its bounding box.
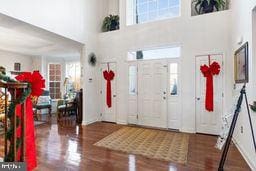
[234,42,249,83]
[14,63,21,71]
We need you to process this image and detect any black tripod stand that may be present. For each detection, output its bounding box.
[218,84,256,171]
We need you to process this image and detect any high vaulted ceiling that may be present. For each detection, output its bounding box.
[0,13,84,57]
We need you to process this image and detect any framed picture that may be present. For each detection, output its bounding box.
[234,42,249,83]
[14,63,21,71]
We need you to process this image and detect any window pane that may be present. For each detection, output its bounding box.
[49,64,55,70]
[129,66,137,95]
[138,13,148,23]
[127,46,181,61]
[49,76,55,81]
[49,63,62,99]
[138,4,148,14]
[148,1,157,11]
[56,64,61,70]
[127,0,180,25]
[159,0,168,9]
[159,8,170,18]
[170,63,178,95]
[170,63,178,73]
[138,0,147,4]
[149,11,157,20]
[169,0,179,6]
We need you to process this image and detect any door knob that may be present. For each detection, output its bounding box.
[163,91,166,94]
[163,97,166,100]
[196,97,200,100]
[113,95,116,97]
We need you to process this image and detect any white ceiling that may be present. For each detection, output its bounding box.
[0,13,84,57]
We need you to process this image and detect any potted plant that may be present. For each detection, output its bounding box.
[102,15,120,32]
[193,0,226,15]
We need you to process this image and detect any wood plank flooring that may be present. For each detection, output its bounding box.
[0,121,251,170]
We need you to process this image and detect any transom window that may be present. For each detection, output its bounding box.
[127,46,181,61]
[127,0,180,25]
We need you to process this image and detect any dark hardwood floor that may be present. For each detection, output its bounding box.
[0,119,251,170]
[33,121,250,171]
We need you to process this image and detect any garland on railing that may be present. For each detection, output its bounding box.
[0,72,30,161]
[0,70,45,163]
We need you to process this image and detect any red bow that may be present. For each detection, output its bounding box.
[103,70,115,108]
[200,61,220,112]
[16,71,45,97]
[15,71,45,171]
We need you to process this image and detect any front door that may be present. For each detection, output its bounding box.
[195,54,223,135]
[100,63,117,123]
[138,60,168,128]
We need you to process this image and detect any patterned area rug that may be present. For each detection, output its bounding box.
[94,127,189,164]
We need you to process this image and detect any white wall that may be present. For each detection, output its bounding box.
[231,0,256,169]
[0,50,33,72]
[81,0,104,125]
[97,0,233,130]
[0,0,86,43]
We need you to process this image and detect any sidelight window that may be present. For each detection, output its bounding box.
[129,66,137,95]
[169,63,178,95]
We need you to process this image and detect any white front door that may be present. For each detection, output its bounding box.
[138,60,168,128]
[196,55,223,135]
[100,63,117,123]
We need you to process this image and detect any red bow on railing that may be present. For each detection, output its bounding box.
[16,71,45,171]
[200,61,221,112]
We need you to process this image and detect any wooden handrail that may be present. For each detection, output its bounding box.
[0,80,28,162]
[0,80,28,89]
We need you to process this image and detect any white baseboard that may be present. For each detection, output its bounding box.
[233,138,256,170]
[117,120,128,125]
[181,127,196,134]
[82,118,98,126]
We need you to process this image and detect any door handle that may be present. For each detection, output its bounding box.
[163,91,166,95]
[163,97,166,100]
[113,95,116,97]
[196,97,200,100]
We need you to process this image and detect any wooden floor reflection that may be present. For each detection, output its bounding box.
[33,121,250,171]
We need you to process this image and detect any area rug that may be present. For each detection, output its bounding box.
[94,127,189,164]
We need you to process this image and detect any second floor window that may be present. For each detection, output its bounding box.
[127,0,180,25]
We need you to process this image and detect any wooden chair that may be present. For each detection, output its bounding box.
[57,99,77,121]
[33,91,52,121]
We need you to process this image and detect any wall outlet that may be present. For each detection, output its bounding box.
[240,126,244,134]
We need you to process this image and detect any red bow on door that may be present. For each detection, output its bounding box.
[200,56,221,112]
[103,65,115,108]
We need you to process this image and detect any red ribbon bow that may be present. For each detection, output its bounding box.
[15,71,45,171]
[103,70,115,108]
[200,61,220,112]
[16,71,45,97]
